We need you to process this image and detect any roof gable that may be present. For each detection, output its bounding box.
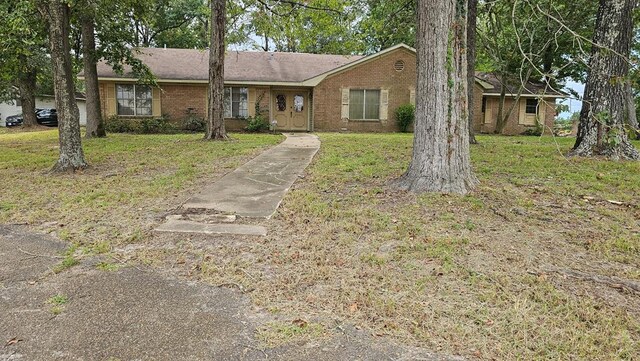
[304,44,416,86]
[475,71,566,98]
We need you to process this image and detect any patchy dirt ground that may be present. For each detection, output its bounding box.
[2,131,639,360]
[129,134,640,360]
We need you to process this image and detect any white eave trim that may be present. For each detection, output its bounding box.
[483,93,566,98]
[91,77,313,87]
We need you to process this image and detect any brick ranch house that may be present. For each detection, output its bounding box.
[90,44,564,133]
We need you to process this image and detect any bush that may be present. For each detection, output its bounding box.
[182,114,205,132]
[105,116,139,133]
[245,114,269,132]
[395,104,415,132]
[245,92,270,132]
[522,121,543,136]
[104,115,175,134]
[140,116,174,134]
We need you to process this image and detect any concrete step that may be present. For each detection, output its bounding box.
[154,219,267,236]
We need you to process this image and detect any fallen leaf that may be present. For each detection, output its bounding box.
[5,337,22,347]
[349,302,358,313]
[292,319,307,328]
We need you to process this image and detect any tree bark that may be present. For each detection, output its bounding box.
[467,0,478,144]
[81,10,105,138]
[393,0,478,195]
[16,68,38,127]
[571,0,639,160]
[205,0,228,140]
[42,0,88,171]
[625,80,640,140]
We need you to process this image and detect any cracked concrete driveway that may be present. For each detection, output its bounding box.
[1,227,465,361]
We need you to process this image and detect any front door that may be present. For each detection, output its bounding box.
[273,91,308,131]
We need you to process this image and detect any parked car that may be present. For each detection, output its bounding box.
[3,108,57,127]
[4,113,24,127]
[36,108,58,127]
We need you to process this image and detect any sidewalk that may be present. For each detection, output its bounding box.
[156,133,320,236]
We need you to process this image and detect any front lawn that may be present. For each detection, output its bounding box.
[184,134,639,360]
[0,130,282,250]
[1,130,638,360]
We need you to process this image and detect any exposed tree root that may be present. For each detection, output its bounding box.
[541,267,640,296]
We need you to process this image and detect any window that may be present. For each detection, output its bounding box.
[116,84,152,116]
[525,98,538,114]
[349,89,380,120]
[276,94,286,111]
[224,87,248,118]
[293,95,304,112]
[481,96,487,113]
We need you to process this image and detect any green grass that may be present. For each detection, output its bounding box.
[251,133,640,359]
[47,294,69,315]
[256,320,327,348]
[3,129,639,359]
[0,130,282,251]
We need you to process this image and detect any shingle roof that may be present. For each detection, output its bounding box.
[95,48,364,83]
[475,71,566,97]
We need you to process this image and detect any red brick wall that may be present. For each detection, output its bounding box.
[471,84,484,132]
[156,83,271,131]
[312,48,417,132]
[473,96,556,135]
[160,83,207,120]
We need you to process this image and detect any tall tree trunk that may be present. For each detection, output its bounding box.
[571,0,639,159]
[393,0,478,195]
[42,0,88,171]
[205,0,228,140]
[16,68,38,127]
[467,0,478,144]
[625,80,640,140]
[81,12,105,138]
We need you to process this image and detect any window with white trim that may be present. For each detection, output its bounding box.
[224,87,248,118]
[116,84,152,116]
[349,89,380,120]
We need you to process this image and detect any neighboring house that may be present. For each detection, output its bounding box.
[0,94,87,127]
[90,44,563,133]
[472,72,565,135]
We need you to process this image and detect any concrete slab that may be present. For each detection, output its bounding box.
[155,219,267,236]
[0,226,466,361]
[183,133,320,218]
[0,226,67,287]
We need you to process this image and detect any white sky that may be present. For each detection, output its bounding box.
[558,80,585,118]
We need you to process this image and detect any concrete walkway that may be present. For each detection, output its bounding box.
[184,133,320,218]
[156,133,320,236]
